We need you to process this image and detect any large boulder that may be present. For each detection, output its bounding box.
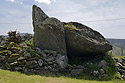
[64,22,112,56]
[32,5,68,69]
[32,5,112,67]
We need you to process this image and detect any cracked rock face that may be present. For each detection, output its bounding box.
[32,5,68,69]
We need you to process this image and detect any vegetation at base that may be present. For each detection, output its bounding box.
[64,23,78,30]
[23,38,34,47]
[68,52,122,81]
[22,38,36,56]
[0,69,124,83]
[112,54,125,59]
[103,52,120,80]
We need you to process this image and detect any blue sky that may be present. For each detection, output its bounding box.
[0,0,125,39]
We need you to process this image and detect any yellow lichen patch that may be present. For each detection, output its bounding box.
[9,54,20,58]
[9,42,20,48]
[0,50,9,54]
[10,42,15,45]
[64,23,78,30]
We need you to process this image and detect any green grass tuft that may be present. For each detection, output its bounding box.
[24,38,34,47]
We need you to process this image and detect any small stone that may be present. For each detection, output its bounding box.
[0,45,5,48]
[46,57,54,62]
[76,65,84,69]
[9,54,20,58]
[0,63,2,67]
[52,68,58,72]
[44,66,48,70]
[11,47,17,50]
[0,50,9,54]
[53,64,57,68]
[44,50,57,55]
[23,68,28,73]
[38,59,43,66]
[41,51,46,58]
[56,54,68,69]
[24,53,31,58]
[35,47,42,54]
[71,69,83,75]
[8,51,11,55]
[117,62,125,70]
[117,58,123,63]
[117,68,125,73]
[15,67,22,71]
[7,58,15,63]
[26,60,38,68]
[17,57,27,61]
[92,71,99,76]
[56,54,62,59]
[99,69,105,74]
[1,41,6,45]
[10,61,18,66]
[0,56,5,62]
[19,50,24,54]
[117,62,123,66]
[114,57,123,63]
[48,66,52,70]
[98,60,107,68]
[17,60,26,66]
[19,43,26,47]
[121,75,125,80]
[47,62,53,65]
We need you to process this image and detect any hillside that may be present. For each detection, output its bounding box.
[107,38,125,48]
[107,38,125,56]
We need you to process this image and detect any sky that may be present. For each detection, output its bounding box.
[0,0,125,39]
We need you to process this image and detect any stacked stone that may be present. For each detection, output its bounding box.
[0,36,66,73]
[113,57,125,80]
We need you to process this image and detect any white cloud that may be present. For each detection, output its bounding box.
[5,0,15,2]
[38,0,125,38]
[35,0,51,4]
[10,0,14,2]
[20,2,23,5]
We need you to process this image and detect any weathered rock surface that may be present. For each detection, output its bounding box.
[64,22,112,56]
[32,5,112,59]
[32,5,68,69]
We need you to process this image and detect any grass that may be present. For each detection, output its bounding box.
[0,69,124,83]
[103,53,119,80]
[23,38,34,47]
[68,53,122,81]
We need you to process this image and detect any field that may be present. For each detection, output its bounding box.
[0,69,124,83]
